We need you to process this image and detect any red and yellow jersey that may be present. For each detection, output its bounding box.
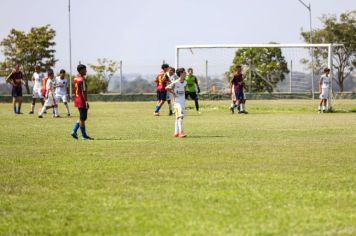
[74,75,87,108]
[155,71,169,92]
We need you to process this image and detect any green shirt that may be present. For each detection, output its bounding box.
[185,75,197,92]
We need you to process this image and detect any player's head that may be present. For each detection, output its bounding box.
[161,63,170,72]
[35,65,41,73]
[59,69,66,79]
[324,68,330,74]
[169,67,175,76]
[176,68,186,79]
[187,68,193,76]
[14,64,20,72]
[236,65,242,73]
[77,64,87,76]
[47,69,54,79]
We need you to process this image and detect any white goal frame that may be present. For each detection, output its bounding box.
[175,43,343,107]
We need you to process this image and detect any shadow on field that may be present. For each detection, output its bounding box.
[188,135,228,139]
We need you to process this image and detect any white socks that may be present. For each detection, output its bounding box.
[175,118,183,134]
[39,106,46,116]
[64,103,70,115]
[30,104,34,112]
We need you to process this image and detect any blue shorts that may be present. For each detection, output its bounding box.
[78,108,88,121]
[235,91,245,101]
[12,88,22,97]
[156,91,167,101]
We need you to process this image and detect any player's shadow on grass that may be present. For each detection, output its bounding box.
[188,135,228,139]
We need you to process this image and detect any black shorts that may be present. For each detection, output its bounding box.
[185,91,198,100]
[156,91,167,101]
[78,108,88,121]
[12,88,22,97]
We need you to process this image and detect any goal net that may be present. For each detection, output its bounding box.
[175,44,338,100]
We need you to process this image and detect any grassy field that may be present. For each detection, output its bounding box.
[0,100,356,235]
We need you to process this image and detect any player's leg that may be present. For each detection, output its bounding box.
[17,95,23,114]
[177,104,186,138]
[78,108,93,140]
[12,95,17,114]
[154,92,161,115]
[30,97,36,114]
[192,92,199,112]
[62,95,70,116]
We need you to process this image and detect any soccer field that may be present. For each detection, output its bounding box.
[0,100,355,235]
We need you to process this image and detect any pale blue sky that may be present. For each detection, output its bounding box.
[0,0,355,74]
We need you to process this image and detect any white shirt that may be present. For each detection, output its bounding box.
[166,80,187,105]
[320,74,330,89]
[46,79,55,94]
[169,74,178,83]
[32,72,44,89]
[55,76,68,95]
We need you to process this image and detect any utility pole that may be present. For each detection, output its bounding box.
[68,0,73,100]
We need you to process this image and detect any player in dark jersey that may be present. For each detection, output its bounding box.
[6,65,24,114]
[230,66,248,114]
[71,64,93,140]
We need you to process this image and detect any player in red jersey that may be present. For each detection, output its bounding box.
[70,64,93,140]
[230,66,248,114]
[154,64,170,116]
[6,65,24,114]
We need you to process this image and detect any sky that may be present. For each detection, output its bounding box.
[0,0,355,75]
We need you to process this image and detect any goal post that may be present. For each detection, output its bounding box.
[175,43,343,109]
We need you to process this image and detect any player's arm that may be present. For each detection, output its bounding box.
[195,77,200,93]
[319,78,323,93]
[82,81,89,109]
[165,84,176,97]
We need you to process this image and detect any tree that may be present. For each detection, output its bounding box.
[228,45,289,92]
[301,10,356,92]
[0,25,57,94]
[85,75,108,94]
[89,58,119,93]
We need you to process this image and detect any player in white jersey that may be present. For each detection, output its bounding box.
[167,67,178,116]
[29,65,45,114]
[38,69,59,118]
[166,68,187,138]
[55,69,71,116]
[318,68,331,113]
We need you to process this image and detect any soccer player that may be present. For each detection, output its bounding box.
[6,65,24,114]
[230,66,248,114]
[166,67,178,116]
[29,65,45,114]
[185,68,200,113]
[38,69,59,118]
[70,64,93,140]
[166,68,187,138]
[318,68,331,113]
[154,63,170,116]
[55,69,71,117]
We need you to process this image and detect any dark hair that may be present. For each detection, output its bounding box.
[176,68,185,77]
[161,64,170,70]
[77,64,86,72]
[169,67,176,72]
[60,69,66,74]
[324,68,330,72]
[47,69,54,75]
[187,68,193,72]
[236,65,242,70]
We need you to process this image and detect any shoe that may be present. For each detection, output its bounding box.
[178,133,187,138]
[169,111,173,116]
[17,112,23,114]
[53,115,61,118]
[154,112,160,116]
[230,107,234,114]
[29,111,34,114]
[173,134,179,138]
[243,111,248,114]
[71,132,78,140]
[43,111,47,114]
[82,136,94,140]
[67,113,71,117]
[238,111,243,114]
[38,115,43,118]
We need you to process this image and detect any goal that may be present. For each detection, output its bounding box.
[175,44,341,108]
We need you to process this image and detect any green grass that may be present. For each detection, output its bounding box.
[0,100,356,235]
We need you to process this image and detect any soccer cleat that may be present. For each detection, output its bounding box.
[38,115,43,118]
[230,107,234,114]
[242,110,248,114]
[17,112,23,115]
[82,136,94,140]
[29,111,34,114]
[169,110,173,116]
[67,113,71,117]
[71,132,78,140]
[173,134,179,138]
[178,133,187,138]
[154,112,160,116]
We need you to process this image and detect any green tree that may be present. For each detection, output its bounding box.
[0,25,57,94]
[301,10,356,92]
[85,75,108,94]
[228,46,289,92]
[89,58,119,93]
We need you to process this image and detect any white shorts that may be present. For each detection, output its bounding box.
[319,88,329,100]
[175,103,185,118]
[167,92,174,101]
[55,94,68,103]
[32,88,43,99]
[44,93,57,107]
